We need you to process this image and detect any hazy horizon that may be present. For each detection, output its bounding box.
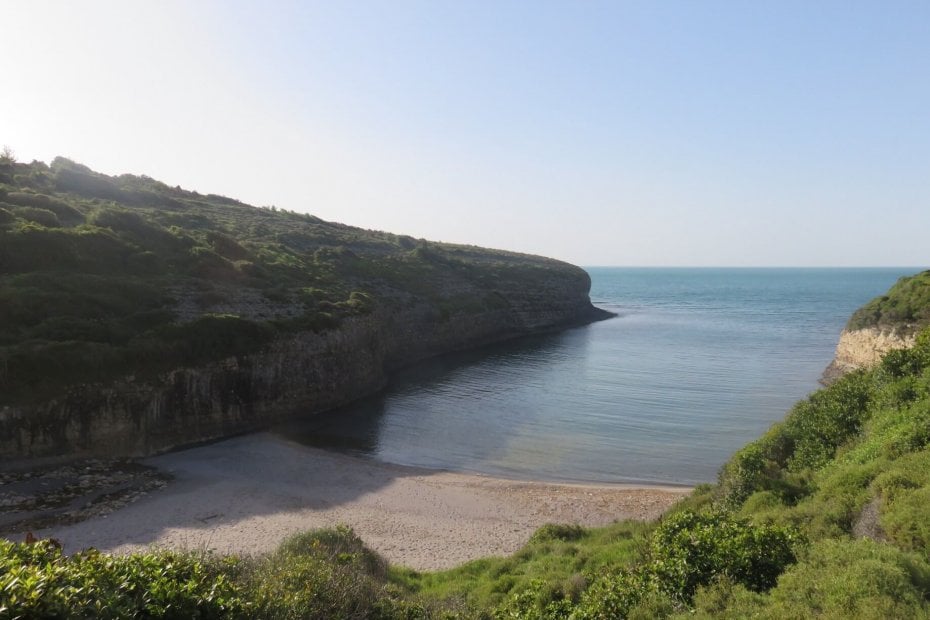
[3,1,928,267]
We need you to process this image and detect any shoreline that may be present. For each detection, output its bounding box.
[15,433,690,571]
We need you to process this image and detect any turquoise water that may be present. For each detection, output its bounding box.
[276,268,920,485]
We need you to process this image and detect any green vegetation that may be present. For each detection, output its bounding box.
[0,157,587,405]
[4,157,930,616]
[847,269,930,333]
[5,324,930,617]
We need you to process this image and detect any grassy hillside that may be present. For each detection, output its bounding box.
[0,155,589,406]
[847,270,930,333]
[4,281,930,616]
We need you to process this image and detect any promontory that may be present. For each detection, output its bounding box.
[0,156,610,462]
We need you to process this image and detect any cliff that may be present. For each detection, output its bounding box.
[822,327,916,382]
[823,269,930,382]
[0,157,610,462]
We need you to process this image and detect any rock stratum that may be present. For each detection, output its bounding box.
[0,156,610,463]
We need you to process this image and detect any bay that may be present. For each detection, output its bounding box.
[275,267,919,485]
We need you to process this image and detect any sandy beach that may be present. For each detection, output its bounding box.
[31,433,689,571]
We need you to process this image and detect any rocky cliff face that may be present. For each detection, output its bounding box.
[0,272,610,463]
[822,327,917,383]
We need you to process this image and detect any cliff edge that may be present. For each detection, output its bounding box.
[0,157,611,462]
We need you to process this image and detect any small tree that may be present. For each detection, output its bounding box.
[0,145,15,164]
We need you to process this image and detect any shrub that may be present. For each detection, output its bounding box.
[530,524,587,544]
[207,230,251,260]
[13,206,60,227]
[0,540,245,619]
[155,314,274,366]
[4,192,83,225]
[571,511,800,618]
[783,371,872,471]
[764,539,930,618]
[847,270,930,332]
[649,510,800,600]
[246,526,392,619]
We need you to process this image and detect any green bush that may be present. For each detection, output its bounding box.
[762,539,930,619]
[0,206,14,227]
[153,314,274,366]
[4,192,84,225]
[529,524,586,544]
[0,540,245,619]
[245,526,393,620]
[649,510,800,600]
[569,510,800,618]
[14,206,60,227]
[848,270,930,332]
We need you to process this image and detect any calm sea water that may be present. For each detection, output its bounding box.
[275,268,919,485]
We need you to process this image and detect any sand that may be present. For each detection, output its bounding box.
[35,433,689,571]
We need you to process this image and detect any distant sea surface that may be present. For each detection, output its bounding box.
[275,268,919,486]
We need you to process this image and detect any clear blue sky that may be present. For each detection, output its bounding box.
[2,1,928,266]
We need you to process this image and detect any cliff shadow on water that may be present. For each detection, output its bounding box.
[271,325,594,468]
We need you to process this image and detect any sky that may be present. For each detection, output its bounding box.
[1,1,928,267]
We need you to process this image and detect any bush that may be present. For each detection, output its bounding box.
[570,510,800,618]
[207,230,251,260]
[246,526,393,619]
[848,270,930,332]
[530,524,587,544]
[5,192,84,225]
[153,314,274,366]
[13,206,60,227]
[89,206,147,232]
[763,539,930,618]
[0,539,245,619]
[0,206,14,227]
[649,510,800,600]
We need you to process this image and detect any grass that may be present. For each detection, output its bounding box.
[391,520,650,610]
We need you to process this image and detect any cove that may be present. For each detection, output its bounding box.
[274,267,917,485]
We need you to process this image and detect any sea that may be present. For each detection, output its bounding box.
[274,267,920,486]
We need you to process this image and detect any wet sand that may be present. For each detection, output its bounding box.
[32,433,689,571]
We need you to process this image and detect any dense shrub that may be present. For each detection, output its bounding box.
[848,270,930,332]
[719,370,873,507]
[540,510,799,619]
[0,539,245,619]
[783,370,873,470]
[244,526,394,620]
[648,510,799,600]
[4,191,84,225]
[529,524,586,544]
[0,206,16,227]
[13,206,61,227]
[152,314,274,366]
[207,230,251,260]
[761,539,930,619]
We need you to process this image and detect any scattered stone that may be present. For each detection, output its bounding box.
[0,459,172,536]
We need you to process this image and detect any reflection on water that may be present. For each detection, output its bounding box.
[274,268,919,485]
[274,329,583,474]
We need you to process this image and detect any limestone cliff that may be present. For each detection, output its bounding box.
[0,156,614,463]
[822,327,917,383]
[0,270,609,462]
[823,269,930,383]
